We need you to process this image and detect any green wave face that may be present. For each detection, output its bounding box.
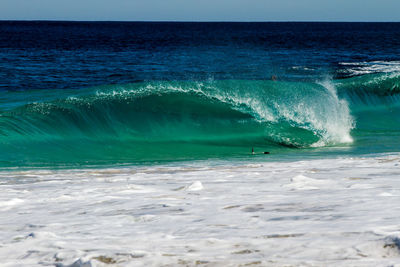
[0,74,399,168]
[335,73,400,152]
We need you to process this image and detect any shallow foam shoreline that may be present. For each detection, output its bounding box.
[1,154,400,266]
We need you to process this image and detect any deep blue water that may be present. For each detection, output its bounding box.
[2,22,400,90]
[0,22,399,167]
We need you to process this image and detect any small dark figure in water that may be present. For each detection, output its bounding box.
[271,75,277,81]
[251,147,270,155]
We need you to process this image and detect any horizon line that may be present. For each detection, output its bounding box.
[1,19,400,23]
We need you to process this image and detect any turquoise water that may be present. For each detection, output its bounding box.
[1,73,399,168]
[1,22,400,168]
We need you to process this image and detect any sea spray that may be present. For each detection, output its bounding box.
[316,80,354,145]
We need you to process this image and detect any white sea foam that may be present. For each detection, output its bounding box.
[339,60,400,76]
[186,181,204,191]
[284,174,334,190]
[1,154,400,266]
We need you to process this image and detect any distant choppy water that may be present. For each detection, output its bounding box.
[0,22,400,168]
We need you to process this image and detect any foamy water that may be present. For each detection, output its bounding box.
[1,154,400,266]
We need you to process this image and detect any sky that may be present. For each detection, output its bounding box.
[1,0,400,21]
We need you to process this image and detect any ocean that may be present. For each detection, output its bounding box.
[1,22,400,266]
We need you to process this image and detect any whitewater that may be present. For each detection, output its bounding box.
[1,155,400,266]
